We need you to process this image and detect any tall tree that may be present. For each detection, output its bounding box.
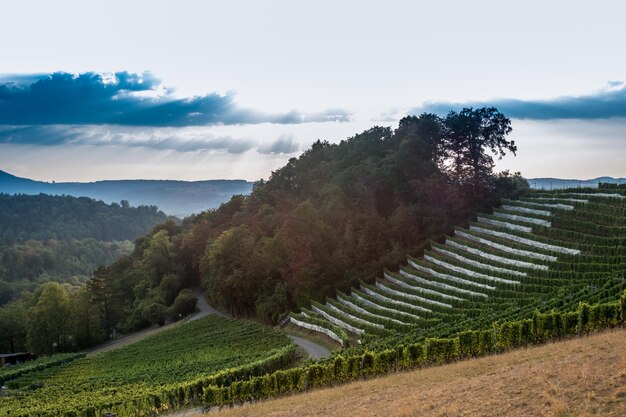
[68,287,103,348]
[442,107,515,189]
[0,299,29,353]
[27,282,70,354]
[87,267,115,339]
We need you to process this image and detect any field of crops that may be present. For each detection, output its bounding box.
[290,185,626,346]
[4,184,626,417]
[0,315,295,417]
[0,353,85,386]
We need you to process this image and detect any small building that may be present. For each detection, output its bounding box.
[0,353,35,367]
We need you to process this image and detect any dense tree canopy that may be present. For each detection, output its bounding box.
[0,193,171,244]
[0,239,133,305]
[0,194,177,352]
[0,108,527,354]
[90,109,524,328]
[0,194,171,307]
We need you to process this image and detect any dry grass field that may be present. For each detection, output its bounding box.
[201,329,626,417]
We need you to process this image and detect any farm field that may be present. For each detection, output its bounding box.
[208,329,626,417]
[3,185,626,417]
[290,185,626,346]
[0,353,84,385]
[6,9,626,417]
[169,185,625,413]
[0,316,295,417]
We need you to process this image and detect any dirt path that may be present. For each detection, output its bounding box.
[86,289,331,362]
[288,335,331,360]
[189,287,225,320]
[205,329,626,417]
[86,288,217,356]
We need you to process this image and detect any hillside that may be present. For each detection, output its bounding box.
[0,193,170,307]
[288,185,626,347]
[209,329,626,417]
[0,193,170,244]
[78,110,524,342]
[528,176,626,190]
[1,109,524,357]
[3,187,626,415]
[6,109,626,416]
[0,169,253,217]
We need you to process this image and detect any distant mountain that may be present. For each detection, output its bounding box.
[0,169,254,217]
[527,176,626,190]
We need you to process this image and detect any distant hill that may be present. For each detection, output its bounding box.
[0,193,170,244]
[0,193,172,305]
[0,170,254,217]
[528,176,626,190]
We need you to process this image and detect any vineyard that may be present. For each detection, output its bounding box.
[0,316,295,417]
[3,185,626,416]
[0,353,85,386]
[290,184,626,346]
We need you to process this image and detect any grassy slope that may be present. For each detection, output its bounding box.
[210,329,626,417]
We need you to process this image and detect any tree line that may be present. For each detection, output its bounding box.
[0,193,173,308]
[0,108,528,354]
[0,194,179,352]
[0,193,171,244]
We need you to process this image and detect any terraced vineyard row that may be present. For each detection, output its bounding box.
[0,353,85,386]
[0,316,296,417]
[5,185,625,417]
[289,185,626,345]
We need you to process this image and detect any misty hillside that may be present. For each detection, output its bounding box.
[0,170,254,217]
[528,176,626,190]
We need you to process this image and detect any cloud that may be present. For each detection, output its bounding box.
[257,134,300,154]
[0,125,256,153]
[373,108,402,123]
[0,71,352,127]
[411,82,626,120]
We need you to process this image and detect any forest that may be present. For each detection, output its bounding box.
[0,194,171,305]
[0,194,175,352]
[0,108,528,354]
[0,239,134,305]
[0,193,170,244]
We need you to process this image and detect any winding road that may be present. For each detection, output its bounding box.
[86,288,331,361]
[287,334,331,359]
[192,289,331,359]
[189,287,225,320]
[86,288,218,356]
[88,289,331,417]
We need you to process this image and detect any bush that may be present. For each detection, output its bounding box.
[427,338,458,365]
[143,302,168,326]
[170,289,198,320]
[458,330,479,358]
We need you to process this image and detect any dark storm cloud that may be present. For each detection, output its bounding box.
[0,71,352,127]
[412,82,626,120]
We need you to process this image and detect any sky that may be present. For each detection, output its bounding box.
[1,0,626,182]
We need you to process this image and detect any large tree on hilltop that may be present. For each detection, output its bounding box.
[440,107,515,189]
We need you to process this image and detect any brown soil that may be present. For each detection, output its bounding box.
[204,329,626,417]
